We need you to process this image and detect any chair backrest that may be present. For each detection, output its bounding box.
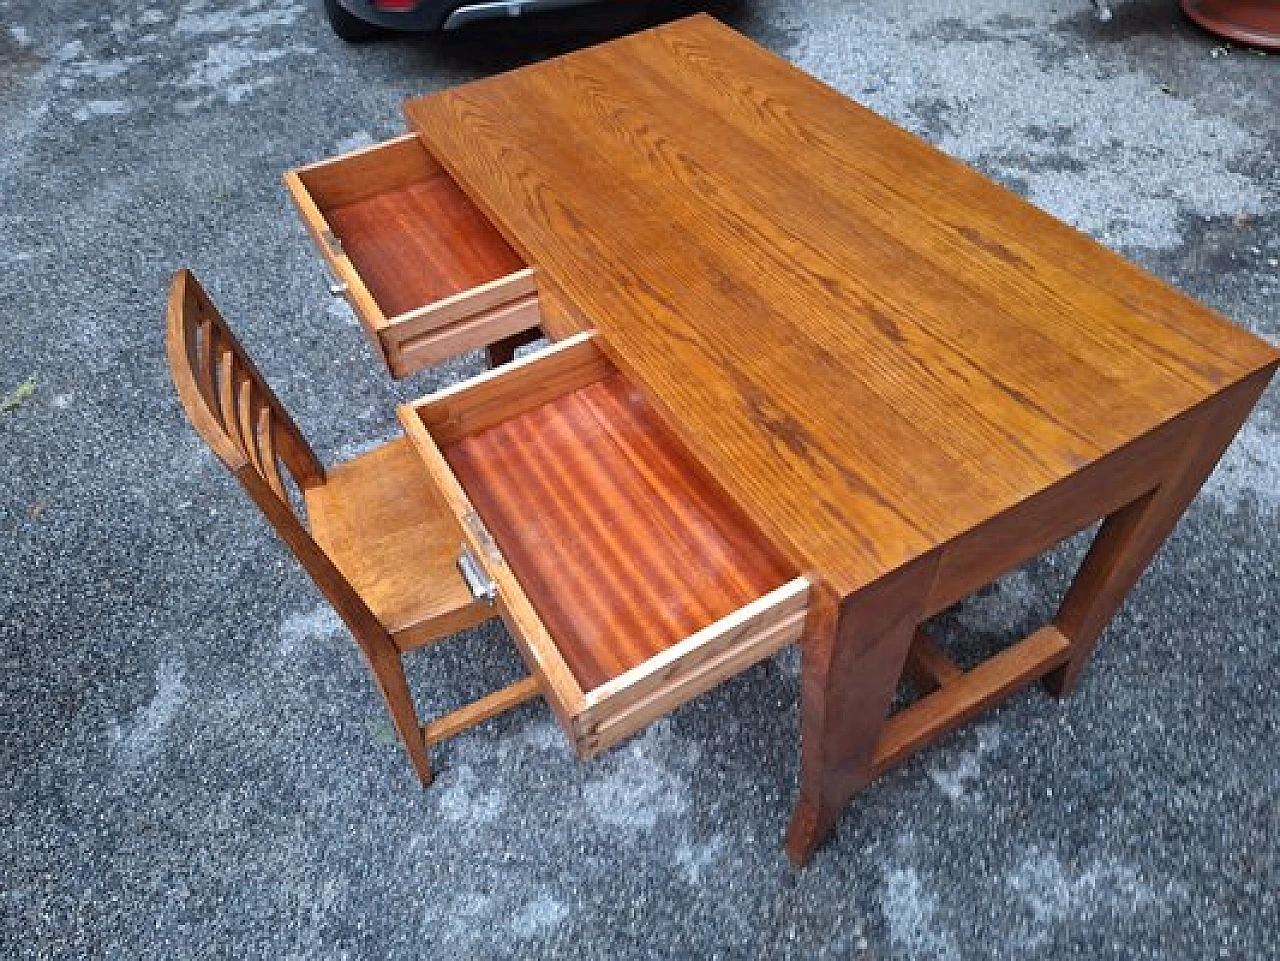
[167,269,323,498]
[166,269,384,641]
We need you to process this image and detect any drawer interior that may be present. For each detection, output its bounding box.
[292,135,526,317]
[445,370,796,693]
[399,333,809,756]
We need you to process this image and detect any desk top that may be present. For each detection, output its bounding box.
[405,14,1278,597]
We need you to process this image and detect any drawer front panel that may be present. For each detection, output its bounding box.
[386,275,540,376]
[574,577,810,757]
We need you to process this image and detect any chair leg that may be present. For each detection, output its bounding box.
[367,648,433,787]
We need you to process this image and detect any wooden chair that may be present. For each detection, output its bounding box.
[165,269,541,785]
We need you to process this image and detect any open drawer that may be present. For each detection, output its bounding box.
[397,332,810,757]
[285,134,541,378]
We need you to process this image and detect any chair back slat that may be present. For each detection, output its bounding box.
[196,316,218,412]
[215,343,244,454]
[256,406,288,500]
[237,374,265,476]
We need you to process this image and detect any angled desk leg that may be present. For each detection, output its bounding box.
[784,367,1275,866]
[785,557,938,866]
[1045,367,1274,697]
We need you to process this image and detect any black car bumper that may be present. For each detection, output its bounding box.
[333,0,605,32]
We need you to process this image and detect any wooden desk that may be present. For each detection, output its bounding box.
[400,15,1277,861]
[296,15,1277,863]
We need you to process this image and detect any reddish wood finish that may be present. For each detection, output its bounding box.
[325,171,525,318]
[902,629,962,695]
[785,561,934,864]
[444,373,795,691]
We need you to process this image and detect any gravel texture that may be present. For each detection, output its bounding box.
[1,0,1276,957]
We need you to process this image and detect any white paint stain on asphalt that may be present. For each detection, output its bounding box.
[675,833,727,885]
[177,39,294,89]
[174,0,308,39]
[334,131,376,154]
[438,763,504,826]
[582,720,691,830]
[928,726,1002,803]
[171,0,314,109]
[278,606,342,655]
[879,863,960,961]
[36,0,316,118]
[68,56,143,82]
[71,100,130,122]
[326,297,359,328]
[52,39,84,63]
[110,659,189,768]
[1007,848,1185,949]
[511,720,563,754]
[510,890,570,940]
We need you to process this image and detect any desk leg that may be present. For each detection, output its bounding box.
[785,558,937,866]
[1046,369,1274,697]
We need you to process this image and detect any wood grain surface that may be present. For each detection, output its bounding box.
[443,372,796,691]
[325,170,525,317]
[406,14,1280,598]
[305,438,487,648]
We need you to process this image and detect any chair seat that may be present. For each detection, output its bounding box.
[306,437,487,649]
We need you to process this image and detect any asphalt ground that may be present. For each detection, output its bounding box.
[1,0,1276,957]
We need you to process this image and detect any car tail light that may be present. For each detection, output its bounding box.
[371,0,418,10]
